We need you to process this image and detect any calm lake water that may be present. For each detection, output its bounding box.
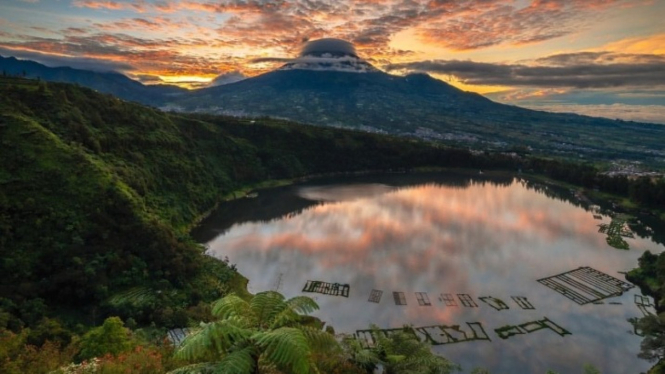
[192,172,665,374]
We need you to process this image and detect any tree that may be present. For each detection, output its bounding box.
[174,291,337,374]
[78,317,133,360]
[632,314,665,363]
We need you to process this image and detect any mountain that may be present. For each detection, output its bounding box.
[3,37,665,166]
[0,55,185,105]
[167,67,665,165]
[162,38,665,166]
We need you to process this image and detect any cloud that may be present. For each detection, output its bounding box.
[4,0,660,89]
[0,31,232,76]
[601,33,665,55]
[133,73,164,83]
[72,0,147,12]
[536,51,665,65]
[385,52,665,88]
[249,57,293,64]
[209,70,246,86]
[69,0,635,65]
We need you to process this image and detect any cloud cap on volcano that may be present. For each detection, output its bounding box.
[299,38,359,58]
[251,38,378,73]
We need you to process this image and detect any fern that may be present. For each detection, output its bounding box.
[269,296,319,329]
[212,293,252,321]
[174,291,337,374]
[176,318,251,361]
[254,327,310,374]
[214,346,256,374]
[250,291,286,328]
[297,325,338,352]
[285,296,319,315]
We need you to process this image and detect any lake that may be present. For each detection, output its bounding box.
[192,172,665,373]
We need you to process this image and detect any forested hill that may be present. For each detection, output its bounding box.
[1,76,519,329]
[0,55,184,106]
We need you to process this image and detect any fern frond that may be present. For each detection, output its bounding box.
[352,348,380,369]
[269,296,319,328]
[254,327,310,374]
[175,318,251,361]
[297,325,339,352]
[285,296,319,315]
[214,346,256,374]
[212,293,252,321]
[250,291,286,327]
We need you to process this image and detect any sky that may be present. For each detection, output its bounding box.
[0,0,664,123]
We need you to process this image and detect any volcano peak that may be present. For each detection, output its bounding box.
[280,38,378,73]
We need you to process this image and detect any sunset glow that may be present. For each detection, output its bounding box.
[1,0,663,121]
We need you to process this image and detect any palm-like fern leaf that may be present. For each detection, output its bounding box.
[285,296,319,315]
[172,291,338,374]
[270,296,320,329]
[212,293,252,321]
[253,327,311,374]
[213,346,256,374]
[176,318,251,361]
[297,325,339,352]
[250,291,287,328]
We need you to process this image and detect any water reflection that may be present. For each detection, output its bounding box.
[297,183,395,202]
[197,174,665,373]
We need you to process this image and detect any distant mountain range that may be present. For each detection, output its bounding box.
[0,55,185,106]
[2,53,664,165]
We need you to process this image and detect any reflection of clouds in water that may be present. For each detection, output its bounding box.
[297,183,395,202]
[205,180,663,373]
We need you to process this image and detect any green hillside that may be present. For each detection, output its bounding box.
[1,77,513,329]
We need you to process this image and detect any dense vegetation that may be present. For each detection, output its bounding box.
[627,251,665,373]
[1,76,664,372]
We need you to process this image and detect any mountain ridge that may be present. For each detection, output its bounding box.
[0,55,186,105]
[2,55,664,166]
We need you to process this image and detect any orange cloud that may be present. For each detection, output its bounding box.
[3,0,660,90]
[601,33,665,55]
[72,0,147,12]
